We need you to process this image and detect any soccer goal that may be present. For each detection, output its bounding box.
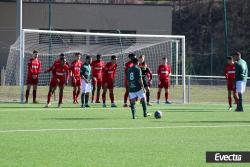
[2,29,186,103]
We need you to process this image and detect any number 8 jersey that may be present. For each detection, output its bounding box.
[126,65,142,92]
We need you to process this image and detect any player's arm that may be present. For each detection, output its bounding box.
[138,69,145,91]
[148,68,153,81]
[224,67,228,79]
[44,64,54,73]
[38,61,42,74]
[80,67,88,83]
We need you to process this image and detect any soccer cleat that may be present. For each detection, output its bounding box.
[123,103,128,107]
[81,104,85,108]
[95,100,101,103]
[102,103,107,108]
[165,101,172,104]
[144,112,152,117]
[147,103,153,106]
[111,103,117,108]
[85,104,90,108]
[156,100,160,104]
[228,107,232,111]
[132,115,138,119]
[58,103,62,108]
[44,103,51,108]
[32,101,39,104]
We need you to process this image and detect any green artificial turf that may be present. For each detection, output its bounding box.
[0,102,249,167]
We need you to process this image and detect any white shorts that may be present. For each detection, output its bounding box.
[81,80,92,93]
[236,81,246,93]
[129,89,145,100]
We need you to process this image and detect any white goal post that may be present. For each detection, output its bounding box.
[5,29,186,103]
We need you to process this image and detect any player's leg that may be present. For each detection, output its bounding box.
[81,80,87,108]
[102,82,108,107]
[45,80,56,107]
[32,84,38,103]
[145,86,152,106]
[25,84,31,103]
[157,87,162,104]
[58,85,64,107]
[85,83,92,107]
[137,90,150,117]
[123,80,129,107]
[75,85,81,104]
[235,81,244,112]
[227,90,232,110]
[129,97,137,119]
[91,79,96,103]
[165,87,171,104]
[233,90,238,105]
[95,80,102,103]
[109,88,116,107]
[73,86,77,103]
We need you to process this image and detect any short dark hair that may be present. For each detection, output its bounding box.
[60,53,65,57]
[132,58,139,64]
[128,53,136,59]
[86,55,91,60]
[96,54,102,59]
[111,55,117,60]
[227,56,233,60]
[33,50,38,54]
[162,57,167,60]
[75,52,81,56]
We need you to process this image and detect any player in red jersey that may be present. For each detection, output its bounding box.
[157,57,172,104]
[225,56,238,111]
[141,62,153,106]
[25,50,41,103]
[70,53,83,104]
[91,54,105,103]
[123,53,136,107]
[102,55,118,108]
[44,54,70,108]
[138,54,145,67]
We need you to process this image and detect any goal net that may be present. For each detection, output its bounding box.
[2,29,186,103]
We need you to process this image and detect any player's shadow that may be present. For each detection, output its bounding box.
[43,117,110,121]
[168,120,250,124]
[155,108,224,112]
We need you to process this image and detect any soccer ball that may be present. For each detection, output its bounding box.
[154,110,162,119]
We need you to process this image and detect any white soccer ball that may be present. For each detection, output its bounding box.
[154,110,162,119]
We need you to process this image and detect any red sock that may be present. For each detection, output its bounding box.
[228,97,232,107]
[157,92,160,100]
[96,90,100,102]
[102,92,106,104]
[47,91,52,104]
[110,92,114,103]
[25,90,30,101]
[33,90,37,102]
[73,90,76,102]
[76,90,80,100]
[59,91,63,104]
[124,87,128,104]
[165,92,169,101]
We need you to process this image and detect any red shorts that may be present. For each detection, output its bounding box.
[227,79,235,91]
[71,76,81,87]
[103,80,114,89]
[50,77,65,87]
[92,78,102,87]
[158,80,170,89]
[26,75,38,85]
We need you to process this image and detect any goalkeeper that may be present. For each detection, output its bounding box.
[25,50,41,103]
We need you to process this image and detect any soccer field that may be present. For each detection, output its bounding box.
[0,102,249,167]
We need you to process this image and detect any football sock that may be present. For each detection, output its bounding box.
[59,90,63,104]
[96,87,101,102]
[33,90,36,102]
[146,91,150,103]
[233,93,239,105]
[81,93,85,105]
[130,102,136,119]
[141,100,147,117]
[25,89,30,101]
[76,89,81,100]
[85,93,89,105]
[47,91,52,104]
[165,92,169,101]
[238,93,243,110]
[102,92,106,104]
[91,86,95,102]
[73,90,76,102]
[157,91,160,101]
[228,96,232,107]
[110,92,114,103]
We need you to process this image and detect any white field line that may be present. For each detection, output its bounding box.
[0,124,250,133]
